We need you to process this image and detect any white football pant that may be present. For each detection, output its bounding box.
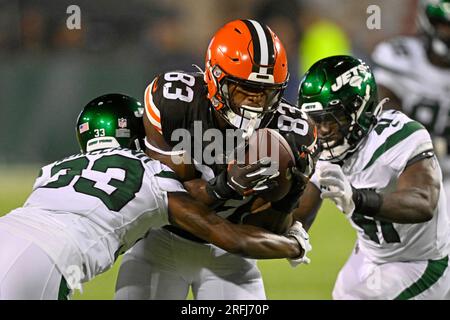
[333,242,450,300]
[0,227,68,300]
[115,228,266,300]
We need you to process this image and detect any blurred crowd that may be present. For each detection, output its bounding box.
[0,0,418,163]
[0,0,417,73]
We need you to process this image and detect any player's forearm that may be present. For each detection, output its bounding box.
[292,183,322,232]
[376,188,436,224]
[231,225,302,259]
[183,178,218,206]
[168,192,302,259]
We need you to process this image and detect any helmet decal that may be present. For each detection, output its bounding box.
[331,64,371,91]
[241,19,276,79]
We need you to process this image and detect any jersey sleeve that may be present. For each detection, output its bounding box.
[144,71,196,147]
[153,163,188,194]
[372,111,434,173]
[31,162,54,191]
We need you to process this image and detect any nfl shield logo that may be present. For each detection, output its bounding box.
[118,118,127,128]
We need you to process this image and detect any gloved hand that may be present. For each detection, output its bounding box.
[318,163,355,218]
[270,132,319,214]
[206,157,279,200]
[285,221,312,267]
[271,166,307,214]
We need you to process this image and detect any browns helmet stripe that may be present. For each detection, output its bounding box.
[241,20,261,73]
[261,23,275,75]
[241,19,275,76]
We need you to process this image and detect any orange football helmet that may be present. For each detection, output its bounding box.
[204,19,289,132]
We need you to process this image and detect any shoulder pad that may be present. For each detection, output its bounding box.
[144,71,203,134]
[372,37,423,74]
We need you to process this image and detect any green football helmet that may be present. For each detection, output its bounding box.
[418,0,450,62]
[76,93,145,153]
[298,55,382,162]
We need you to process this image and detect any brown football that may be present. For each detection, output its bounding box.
[244,128,295,202]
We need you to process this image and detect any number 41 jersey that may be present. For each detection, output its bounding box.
[311,110,450,263]
[0,148,185,287]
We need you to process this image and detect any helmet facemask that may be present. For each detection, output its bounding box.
[306,89,381,162]
[212,66,286,136]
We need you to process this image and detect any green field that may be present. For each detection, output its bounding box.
[0,165,356,300]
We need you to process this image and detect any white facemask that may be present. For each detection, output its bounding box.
[224,105,263,138]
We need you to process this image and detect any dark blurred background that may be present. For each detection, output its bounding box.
[0,0,417,164]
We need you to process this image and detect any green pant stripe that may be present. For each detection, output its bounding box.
[394,256,448,300]
[364,121,424,170]
[58,276,71,300]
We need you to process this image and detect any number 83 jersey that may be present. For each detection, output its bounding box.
[1,147,186,286]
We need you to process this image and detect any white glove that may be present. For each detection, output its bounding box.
[318,163,355,218]
[285,221,312,267]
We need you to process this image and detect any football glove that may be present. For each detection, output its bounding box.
[285,221,312,267]
[318,163,355,218]
[271,166,307,214]
[206,157,279,200]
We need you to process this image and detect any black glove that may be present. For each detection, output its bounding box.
[282,132,318,179]
[206,157,279,200]
[271,166,308,214]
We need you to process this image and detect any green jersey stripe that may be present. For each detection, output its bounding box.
[394,256,448,300]
[364,121,425,170]
[155,170,180,180]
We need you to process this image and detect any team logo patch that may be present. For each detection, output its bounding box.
[79,122,89,133]
[118,118,127,128]
[331,64,370,92]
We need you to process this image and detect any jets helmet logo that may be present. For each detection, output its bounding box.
[331,63,370,92]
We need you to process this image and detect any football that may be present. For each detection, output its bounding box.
[244,128,295,202]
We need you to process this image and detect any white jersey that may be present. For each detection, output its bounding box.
[0,147,186,288]
[372,36,450,174]
[311,110,450,263]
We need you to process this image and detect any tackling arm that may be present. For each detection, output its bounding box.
[167,192,304,259]
[292,181,322,232]
[319,156,440,224]
[376,156,440,223]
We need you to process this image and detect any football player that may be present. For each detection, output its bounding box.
[372,0,450,216]
[296,55,450,299]
[0,93,310,299]
[114,20,320,300]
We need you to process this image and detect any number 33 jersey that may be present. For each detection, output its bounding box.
[312,110,450,263]
[0,148,185,287]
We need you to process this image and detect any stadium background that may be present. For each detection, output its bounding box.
[0,0,417,299]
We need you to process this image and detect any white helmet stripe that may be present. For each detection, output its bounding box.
[249,19,269,74]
